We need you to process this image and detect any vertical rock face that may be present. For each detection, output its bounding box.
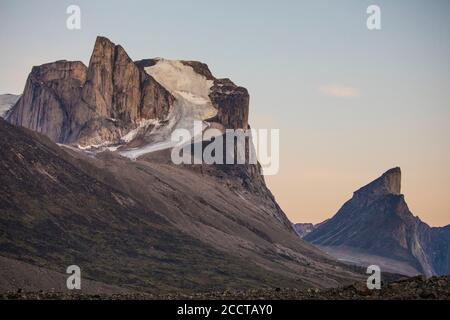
[7,36,174,145]
[83,39,141,122]
[303,168,450,277]
[81,36,115,118]
[210,79,249,130]
[112,45,141,122]
[139,73,174,120]
[7,61,87,142]
[355,167,401,198]
[134,59,175,120]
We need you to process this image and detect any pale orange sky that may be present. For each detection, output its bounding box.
[255,114,450,227]
[265,164,450,228]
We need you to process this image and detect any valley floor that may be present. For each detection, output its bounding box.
[1,276,449,300]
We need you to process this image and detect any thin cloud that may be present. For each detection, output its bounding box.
[319,84,360,98]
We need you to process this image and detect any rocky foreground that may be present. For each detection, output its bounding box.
[1,276,449,300]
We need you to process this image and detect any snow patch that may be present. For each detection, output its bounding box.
[175,91,210,106]
[77,141,115,151]
[121,118,160,143]
[117,59,218,160]
[145,59,214,109]
[70,118,160,154]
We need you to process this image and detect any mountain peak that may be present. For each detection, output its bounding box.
[304,166,450,277]
[355,167,401,197]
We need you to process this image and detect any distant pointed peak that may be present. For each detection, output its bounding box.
[355,167,401,197]
[383,167,401,176]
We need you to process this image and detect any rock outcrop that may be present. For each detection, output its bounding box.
[7,37,174,146]
[135,59,250,131]
[355,167,401,198]
[7,36,250,154]
[7,61,87,142]
[303,168,450,277]
[209,78,249,130]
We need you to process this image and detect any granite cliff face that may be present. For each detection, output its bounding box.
[354,167,401,198]
[303,168,450,277]
[7,60,87,142]
[7,37,174,146]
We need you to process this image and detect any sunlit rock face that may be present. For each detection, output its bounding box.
[7,37,174,146]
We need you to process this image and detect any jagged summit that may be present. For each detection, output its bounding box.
[355,167,401,197]
[7,36,174,146]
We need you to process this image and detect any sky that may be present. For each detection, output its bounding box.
[0,0,449,226]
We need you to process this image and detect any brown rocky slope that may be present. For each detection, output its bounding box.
[0,113,363,293]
